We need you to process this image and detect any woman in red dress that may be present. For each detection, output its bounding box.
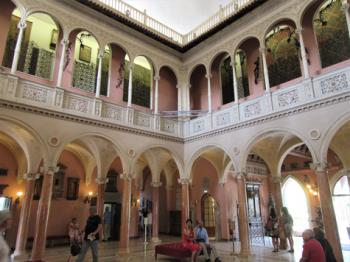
[182,219,201,262]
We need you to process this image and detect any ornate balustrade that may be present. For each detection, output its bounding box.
[0,65,349,140]
[93,0,254,45]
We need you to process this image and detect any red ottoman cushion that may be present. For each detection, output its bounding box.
[155,242,192,259]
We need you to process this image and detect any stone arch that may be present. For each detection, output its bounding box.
[53,132,128,176]
[187,63,207,84]
[208,50,231,73]
[263,17,298,42]
[67,27,102,49]
[106,41,130,61]
[186,144,236,181]
[132,54,156,74]
[240,127,317,172]
[233,36,261,55]
[159,64,179,83]
[320,111,350,164]
[330,169,350,192]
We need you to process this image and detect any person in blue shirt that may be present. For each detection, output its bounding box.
[194,221,221,262]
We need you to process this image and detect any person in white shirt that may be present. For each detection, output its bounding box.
[0,210,12,262]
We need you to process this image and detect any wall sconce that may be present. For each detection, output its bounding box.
[84,191,93,204]
[15,191,23,205]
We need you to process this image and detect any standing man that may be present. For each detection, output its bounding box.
[103,207,112,241]
[76,206,102,262]
[299,229,326,262]
[194,221,221,262]
[147,208,152,238]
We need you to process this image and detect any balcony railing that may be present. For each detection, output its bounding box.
[0,65,349,139]
[92,0,254,46]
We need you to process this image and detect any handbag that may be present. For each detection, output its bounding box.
[70,241,81,256]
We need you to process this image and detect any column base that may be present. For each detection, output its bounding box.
[231,251,254,258]
[11,252,30,261]
[151,237,161,243]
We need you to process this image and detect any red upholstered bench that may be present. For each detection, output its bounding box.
[155,242,192,260]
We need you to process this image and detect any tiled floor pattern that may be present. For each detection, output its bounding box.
[14,236,350,262]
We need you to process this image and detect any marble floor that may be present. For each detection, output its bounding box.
[14,236,350,262]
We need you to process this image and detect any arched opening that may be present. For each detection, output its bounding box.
[235,37,261,98]
[69,30,100,93]
[190,64,207,111]
[123,55,153,108]
[333,175,350,247]
[282,177,310,234]
[0,0,17,64]
[265,21,302,87]
[201,193,217,237]
[159,66,178,112]
[2,10,61,80]
[314,0,350,68]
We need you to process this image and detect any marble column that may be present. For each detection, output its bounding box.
[311,163,343,262]
[56,38,69,88]
[342,1,350,37]
[151,181,162,243]
[30,166,58,261]
[271,176,287,250]
[178,178,190,230]
[95,50,104,98]
[206,74,212,113]
[127,64,134,107]
[177,85,182,112]
[236,173,250,255]
[96,177,109,218]
[166,186,175,211]
[218,181,230,240]
[11,19,27,74]
[12,173,39,259]
[230,55,239,103]
[260,47,270,92]
[154,75,160,114]
[119,173,132,251]
[296,28,310,79]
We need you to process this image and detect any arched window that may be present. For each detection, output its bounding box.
[282,177,310,234]
[235,50,250,98]
[332,175,350,245]
[123,55,152,108]
[220,56,234,104]
[265,25,302,86]
[2,10,60,80]
[314,0,350,68]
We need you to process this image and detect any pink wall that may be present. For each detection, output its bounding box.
[190,65,207,110]
[158,67,177,112]
[0,1,15,65]
[210,54,225,110]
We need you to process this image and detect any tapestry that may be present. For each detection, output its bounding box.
[73,61,96,93]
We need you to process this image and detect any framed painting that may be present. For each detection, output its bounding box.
[79,45,91,63]
[66,177,80,200]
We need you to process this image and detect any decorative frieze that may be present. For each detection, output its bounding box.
[160,119,176,133]
[104,105,123,121]
[134,113,151,128]
[193,120,205,133]
[277,90,298,107]
[216,112,230,126]
[22,84,49,104]
[320,73,348,95]
[244,102,261,118]
[65,96,89,113]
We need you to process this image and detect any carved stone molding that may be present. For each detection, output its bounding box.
[310,162,328,173]
[23,173,40,180]
[178,178,191,185]
[96,177,109,184]
[120,173,133,181]
[151,181,162,187]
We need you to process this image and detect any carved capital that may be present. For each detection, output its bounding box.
[178,178,191,185]
[151,181,162,187]
[205,74,212,79]
[61,39,70,46]
[310,162,328,173]
[259,47,267,54]
[154,75,160,81]
[40,166,59,175]
[342,1,350,11]
[96,177,109,184]
[23,173,40,181]
[120,173,133,181]
[128,63,134,71]
[218,179,227,186]
[17,20,27,30]
[295,28,303,35]
[272,176,282,184]
[236,172,247,180]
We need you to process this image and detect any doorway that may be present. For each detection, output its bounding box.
[103,202,121,241]
[201,194,216,237]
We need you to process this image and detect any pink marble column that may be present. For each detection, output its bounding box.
[12,173,38,259]
[179,178,190,231]
[30,167,57,262]
[151,181,162,243]
[311,163,343,262]
[218,181,230,240]
[119,173,132,251]
[236,173,250,256]
[271,176,287,250]
[166,186,175,211]
[96,177,108,218]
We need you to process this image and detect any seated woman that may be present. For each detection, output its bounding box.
[68,217,81,244]
[182,219,201,262]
